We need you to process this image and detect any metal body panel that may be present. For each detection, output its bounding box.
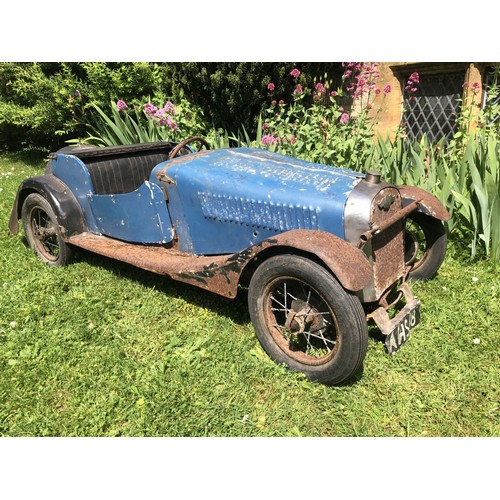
[399,185,450,221]
[49,154,100,233]
[88,182,173,243]
[153,148,363,255]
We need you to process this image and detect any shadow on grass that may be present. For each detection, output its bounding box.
[72,246,252,327]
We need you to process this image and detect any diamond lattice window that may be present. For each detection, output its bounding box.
[403,72,465,142]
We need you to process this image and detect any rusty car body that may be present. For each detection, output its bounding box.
[9,137,449,385]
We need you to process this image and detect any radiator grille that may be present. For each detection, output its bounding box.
[370,188,406,295]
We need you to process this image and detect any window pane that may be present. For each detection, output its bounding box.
[404,72,465,142]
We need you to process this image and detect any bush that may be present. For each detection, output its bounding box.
[164,62,343,137]
[0,62,170,151]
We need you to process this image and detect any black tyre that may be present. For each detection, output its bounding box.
[248,254,368,385]
[404,212,447,281]
[21,193,73,266]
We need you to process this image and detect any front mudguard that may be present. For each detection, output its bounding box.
[8,174,87,239]
[399,185,450,222]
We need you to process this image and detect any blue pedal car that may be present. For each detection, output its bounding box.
[9,137,449,385]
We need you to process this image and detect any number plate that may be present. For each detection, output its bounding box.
[385,302,420,354]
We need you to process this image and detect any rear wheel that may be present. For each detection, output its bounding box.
[248,255,368,385]
[21,193,73,266]
[404,212,447,281]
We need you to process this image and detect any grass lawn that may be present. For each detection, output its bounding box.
[0,152,499,437]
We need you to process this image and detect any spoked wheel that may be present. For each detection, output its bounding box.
[404,212,447,281]
[21,193,73,266]
[248,255,368,385]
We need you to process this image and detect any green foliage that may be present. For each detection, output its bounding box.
[0,62,171,151]
[370,130,500,261]
[242,63,386,171]
[164,62,343,136]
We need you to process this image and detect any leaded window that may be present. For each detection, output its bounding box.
[403,72,465,142]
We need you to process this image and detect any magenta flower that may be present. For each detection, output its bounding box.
[116,99,128,112]
[315,82,325,93]
[383,84,391,95]
[144,102,158,117]
[471,82,481,94]
[290,68,301,79]
[408,72,420,84]
[340,113,349,124]
[267,82,275,92]
[293,84,303,95]
[262,134,278,146]
[167,116,178,130]
[164,101,177,114]
[279,99,284,105]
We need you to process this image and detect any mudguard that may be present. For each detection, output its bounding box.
[8,174,86,238]
[399,185,450,221]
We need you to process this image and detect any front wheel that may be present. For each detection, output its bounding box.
[404,212,447,281]
[248,255,368,385]
[21,193,74,266]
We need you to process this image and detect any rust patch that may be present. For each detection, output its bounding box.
[399,185,450,221]
[68,229,372,299]
[370,188,406,297]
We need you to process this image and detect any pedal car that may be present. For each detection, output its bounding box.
[9,137,449,385]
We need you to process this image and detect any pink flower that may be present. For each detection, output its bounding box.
[267,82,275,92]
[383,84,391,94]
[290,68,301,79]
[164,101,177,114]
[330,91,337,97]
[408,72,420,84]
[262,134,278,146]
[279,99,284,105]
[271,100,277,105]
[293,85,303,95]
[315,82,325,93]
[116,100,128,112]
[471,82,481,94]
[262,123,269,131]
[167,116,178,130]
[340,113,349,124]
[144,102,158,117]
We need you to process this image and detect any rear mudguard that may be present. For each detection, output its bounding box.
[399,185,450,221]
[8,175,86,238]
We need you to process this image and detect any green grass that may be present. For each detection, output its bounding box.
[0,152,499,437]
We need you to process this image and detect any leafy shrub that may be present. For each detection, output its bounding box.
[163,62,343,137]
[0,62,171,151]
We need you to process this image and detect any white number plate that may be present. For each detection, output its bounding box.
[385,303,420,354]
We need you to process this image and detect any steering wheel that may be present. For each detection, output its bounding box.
[168,136,211,160]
